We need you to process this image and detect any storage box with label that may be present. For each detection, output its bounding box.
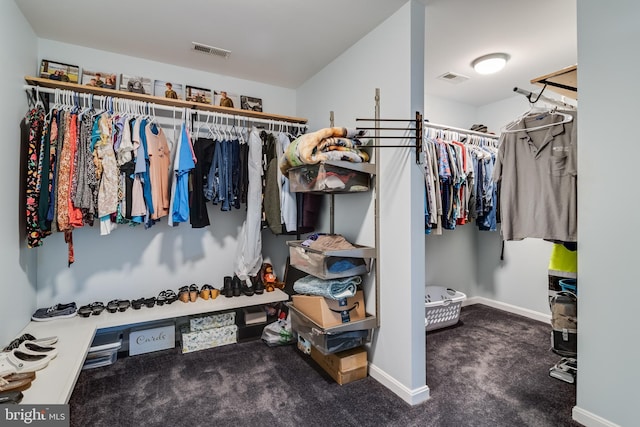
[181,324,238,354]
[287,240,373,280]
[292,290,365,328]
[190,311,236,331]
[310,346,368,385]
[129,323,175,356]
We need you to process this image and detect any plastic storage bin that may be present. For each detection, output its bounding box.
[424,286,467,332]
[287,240,374,280]
[289,304,373,355]
[83,329,123,370]
[288,161,372,193]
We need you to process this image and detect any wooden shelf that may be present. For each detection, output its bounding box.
[530,65,577,100]
[17,289,289,404]
[24,76,307,124]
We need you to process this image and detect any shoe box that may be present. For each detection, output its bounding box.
[83,327,123,370]
[310,345,368,385]
[129,321,176,356]
[291,290,366,328]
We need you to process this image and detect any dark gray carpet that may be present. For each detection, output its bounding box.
[69,304,581,427]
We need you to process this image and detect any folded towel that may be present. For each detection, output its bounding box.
[293,275,362,300]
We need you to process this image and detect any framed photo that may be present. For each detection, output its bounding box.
[82,70,118,89]
[240,95,263,112]
[39,59,79,84]
[186,85,213,104]
[154,80,184,100]
[214,90,240,109]
[120,74,152,95]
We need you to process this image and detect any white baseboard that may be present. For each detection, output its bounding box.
[368,363,430,406]
[572,406,621,427]
[463,296,551,324]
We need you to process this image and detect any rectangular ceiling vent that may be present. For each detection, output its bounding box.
[191,42,231,59]
[437,72,470,84]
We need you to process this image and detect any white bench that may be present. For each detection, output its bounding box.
[16,290,289,404]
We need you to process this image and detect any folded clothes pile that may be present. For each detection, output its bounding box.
[293,275,362,300]
[279,127,371,176]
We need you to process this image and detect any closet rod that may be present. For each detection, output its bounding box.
[24,84,307,129]
[423,121,499,139]
[513,87,576,110]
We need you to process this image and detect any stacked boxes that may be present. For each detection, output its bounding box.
[181,311,237,353]
[310,346,368,385]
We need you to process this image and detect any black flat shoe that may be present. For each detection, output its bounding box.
[78,305,92,317]
[131,298,145,310]
[144,297,156,308]
[156,291,168,306]
[164,290,178,304]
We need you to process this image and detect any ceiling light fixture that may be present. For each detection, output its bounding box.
[471,53,510,75]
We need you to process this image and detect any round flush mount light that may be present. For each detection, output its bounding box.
[471,53,510,75]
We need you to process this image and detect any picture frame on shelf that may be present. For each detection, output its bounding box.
[154,80,184,100]
[120,74,152,95]
[240,95,263,112]
[82,70,118,89]
[214,90,240,109]
[39,59,80,84]
[186,85,212,104]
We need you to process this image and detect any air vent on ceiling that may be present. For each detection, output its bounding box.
[436,72,470,84]
[191,42,231,59]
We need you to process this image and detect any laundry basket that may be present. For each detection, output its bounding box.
[425,286,466,332]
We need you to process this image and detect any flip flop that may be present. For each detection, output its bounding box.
[118,300,131,312]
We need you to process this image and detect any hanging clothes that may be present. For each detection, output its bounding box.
[146,122,171,221]
[234,128,264,284]
[25,104,47,247]
[169,123,196,226]
[493,110,577,242]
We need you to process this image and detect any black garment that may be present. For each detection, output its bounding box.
[120,160,135,219]
[190,138,216,228]
[231,139,241,210]
[239,143,249,205]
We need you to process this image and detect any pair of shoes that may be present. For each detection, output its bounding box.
[0,390,24,404]
[78,302,105,318]
[157,290,178,306]
[31,302,77,321]
[2,334,35,352]
[0,371,37,394]
[179,285,199,302]
[200,284,214,300]
[144,297,156,308]
[18,342,58,359]
[131,298,145,310]
[0,349,56,374]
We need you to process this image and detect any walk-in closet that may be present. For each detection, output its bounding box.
[0,1,637,426]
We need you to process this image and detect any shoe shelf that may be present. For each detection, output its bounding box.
[16,289,289,405]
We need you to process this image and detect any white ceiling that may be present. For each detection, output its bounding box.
[15,0,577,107]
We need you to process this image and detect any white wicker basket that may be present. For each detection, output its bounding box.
[424,286,466,331]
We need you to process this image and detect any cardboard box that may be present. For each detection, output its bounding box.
[129,324,175,356]
[292,290,365,328]
[242,306,267,325]
[310,346,368,385]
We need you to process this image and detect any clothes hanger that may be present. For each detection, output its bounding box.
[502,107,573,134]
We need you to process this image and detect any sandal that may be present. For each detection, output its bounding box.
[210,287,220,299]
[156,291,168,306]
[106,300,119,313]
[131,298,145,310]
[144,297,156,308]
[164,290,178,304]
[77,305,92,317]
[90,302,105,316]
[200,284,213,300]
[189,284,199,302]
[2,334,36,352]
[178,286,190,303]
[117,300,131,312]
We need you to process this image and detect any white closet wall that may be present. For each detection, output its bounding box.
[0,0,39,346]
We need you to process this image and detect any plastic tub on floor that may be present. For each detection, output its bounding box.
[424,286,466,332]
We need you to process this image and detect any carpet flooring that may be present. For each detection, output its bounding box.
[69,304,581,427]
